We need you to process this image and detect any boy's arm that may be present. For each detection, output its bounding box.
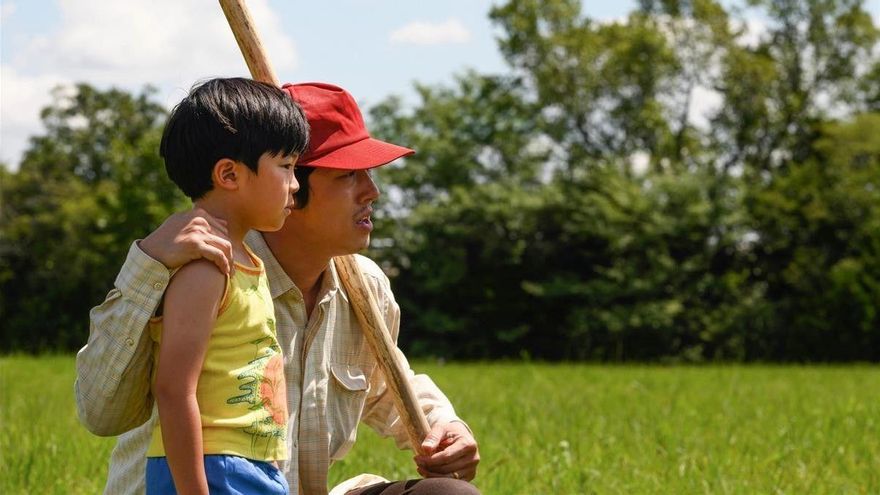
[75,209,233,436]
[155,259,225,495]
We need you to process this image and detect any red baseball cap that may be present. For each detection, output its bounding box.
[282,82,415,169]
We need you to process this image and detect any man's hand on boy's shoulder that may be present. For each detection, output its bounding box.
[139,208,234,275]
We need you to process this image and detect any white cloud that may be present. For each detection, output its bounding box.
[1,0,297,167]
[390,18,471,45]
[0,2,16,23]
[14,0,297,86]
[0,66,70,166]
[733,17,769,48]
[689,85,724,130]
[596,16,629,26]
[630,151,651,176]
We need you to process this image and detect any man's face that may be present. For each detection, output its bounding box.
[285,167,380,258]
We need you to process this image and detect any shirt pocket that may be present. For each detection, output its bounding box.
[327,363,369,460]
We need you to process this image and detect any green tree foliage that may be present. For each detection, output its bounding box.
[1,1,877,361]
[745,115,880,359]
[0,85,186,351]
[367,0,880,361]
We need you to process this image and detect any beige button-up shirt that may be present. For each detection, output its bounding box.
[75,232,462,495]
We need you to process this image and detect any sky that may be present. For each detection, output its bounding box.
[1,0,878,168]
[0,0,640,168]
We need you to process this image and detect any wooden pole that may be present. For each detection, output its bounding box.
[219,0,279,86]
[334,255,431,453]
[218,0,430,455]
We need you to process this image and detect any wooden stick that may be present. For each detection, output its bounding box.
[219,0,280,86]
[218,0,430,455]
[334,255,431,453]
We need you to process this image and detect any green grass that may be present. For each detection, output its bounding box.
[2,357,879,494]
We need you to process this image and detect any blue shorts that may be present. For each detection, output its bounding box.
[146,455,289,495]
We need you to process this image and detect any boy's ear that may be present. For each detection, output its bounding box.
[212,158,241,191]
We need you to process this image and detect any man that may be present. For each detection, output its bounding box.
[75,82,480,495]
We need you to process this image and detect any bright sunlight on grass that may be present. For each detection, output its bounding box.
[2,357,878,494]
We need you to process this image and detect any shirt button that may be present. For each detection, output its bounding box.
[125,337,135,346]
[153,282,164,290]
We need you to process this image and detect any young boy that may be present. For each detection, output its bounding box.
[144,78,308,494]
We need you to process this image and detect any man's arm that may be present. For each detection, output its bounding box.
[155,260,224,495]
[75,240,170,436]
[356,257,480,481]
[75,209,232,436]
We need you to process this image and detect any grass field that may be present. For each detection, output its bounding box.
[1,356,879,494]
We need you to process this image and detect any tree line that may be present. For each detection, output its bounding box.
[2,0,879,360]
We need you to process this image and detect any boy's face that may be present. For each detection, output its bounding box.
[242,152,299,232]
[283,167,380,257]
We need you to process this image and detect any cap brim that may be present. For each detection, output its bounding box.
[301,137,415,169]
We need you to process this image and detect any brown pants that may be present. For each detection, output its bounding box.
[346,478,480,495]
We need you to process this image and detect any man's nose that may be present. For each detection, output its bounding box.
[358,170,380,202]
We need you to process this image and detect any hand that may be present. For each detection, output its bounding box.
[138,208,233,275]
[413,421,480,482]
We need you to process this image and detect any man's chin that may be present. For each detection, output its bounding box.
[334,237,371,257]
[355,234,371,252]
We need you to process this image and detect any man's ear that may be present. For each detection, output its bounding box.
[212,158,241,191]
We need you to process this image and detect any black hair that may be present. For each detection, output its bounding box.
[160,77,309,200]
[292,165,317,209]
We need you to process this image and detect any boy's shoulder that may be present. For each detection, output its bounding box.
[168,259,226,296]
[176,258,226,277]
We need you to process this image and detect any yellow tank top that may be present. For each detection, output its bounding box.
[147,246,288,461]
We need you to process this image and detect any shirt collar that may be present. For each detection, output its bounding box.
[244,230,297,300]
[244,230,346,305]
[326,258,348,304]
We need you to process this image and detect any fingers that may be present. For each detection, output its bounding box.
[179,210,233,275]
[416,431,474,464]
[186,208,229,243]
[189,216,233,274]
[141,209,235,271]
[199,239,233,276]
[416,462,477,482]
[415,441,475,470]
[414,429,480,482]
[420,423,447,455]
[416,458,476,478]
[202,213,229,238]
[206,221,233,275]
